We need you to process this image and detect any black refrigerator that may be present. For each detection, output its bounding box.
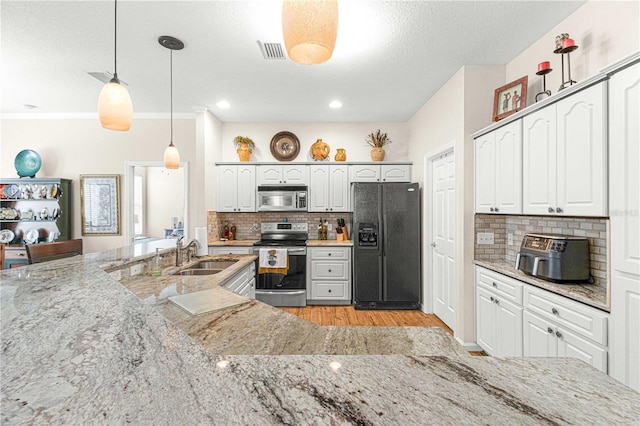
[352,182,421,309]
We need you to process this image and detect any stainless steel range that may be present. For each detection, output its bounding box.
[252,222,308,307]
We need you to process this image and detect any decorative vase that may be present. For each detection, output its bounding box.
[335,148,346,162]
[236,143,252,162]
[311,138,330,161]
[370,147,385,161]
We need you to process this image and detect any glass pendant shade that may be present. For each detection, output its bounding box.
[282,0,338,65]
[164,143,180,169]
[98,78,133,131]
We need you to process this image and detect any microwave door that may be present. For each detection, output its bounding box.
[259,193,294,211]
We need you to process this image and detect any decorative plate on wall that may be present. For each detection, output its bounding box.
[270,131,300,162]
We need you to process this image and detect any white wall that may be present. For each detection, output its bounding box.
[0,117,196,253]
[219,122,409,163]
[508,1,639,107]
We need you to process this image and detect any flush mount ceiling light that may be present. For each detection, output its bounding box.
[282,0,338,65]
[159,35,184,170]
[216,100,231,109]
[98,0,133,131]
[329,100,342,108]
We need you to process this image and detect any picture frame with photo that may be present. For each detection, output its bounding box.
[493,76,528,122]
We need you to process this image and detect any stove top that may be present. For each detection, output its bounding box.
[254,222,308,247]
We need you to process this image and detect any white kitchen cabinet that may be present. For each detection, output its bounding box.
[523,285,608,373]
[256,165,308,186]
[222,263,256,298]
[523,82,607,216]
[349,164,411,183]
[474,120,522,214]
[209,247,253,255]
[308,165,349,212]
[475,266,523,356]
[608,61,640,392]
[217,165,256,212]
[307,246,351,305]
[523,310,608,373]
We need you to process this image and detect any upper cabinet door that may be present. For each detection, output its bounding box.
[381,165,411,182]
[349,164,380,182]
[556,82,607,217]
[236,165,256,211]
[329,165,350,212]
[256,165,283,185]
[523,105,557,215]
[494,120,522,214]
[474,131,496,213]
[308,165,330,212]
[217,166,239,212]
[609,63,640,276]
[282,165,308,185]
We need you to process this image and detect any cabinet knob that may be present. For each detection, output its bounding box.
[328,253,332,256]
[490,296,495,302]
[548,207,555,213]
[551,308,558,315]
[494,207,499,212]
[328,269,332,273]
[430,242,437,248]
[490,207,495,212]
[328,289,332,293]
[494,299,499,304]
[492,282,497,287]
[556,207,563,213]
[555,331,562,338]
[547,327,554,334]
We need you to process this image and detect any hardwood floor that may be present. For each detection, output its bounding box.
[279,305,486,356]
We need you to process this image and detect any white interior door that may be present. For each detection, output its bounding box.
[431,150,456,330]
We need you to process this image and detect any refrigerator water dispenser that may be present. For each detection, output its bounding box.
[358,223,378,247]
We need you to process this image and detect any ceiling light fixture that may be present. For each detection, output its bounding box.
[158,35,184,170]
[216,100,231,109]
[329,100,342,109]
[282,0,338,65]
[98,0,133,131]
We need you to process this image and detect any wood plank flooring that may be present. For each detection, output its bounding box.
[279,305,486,356]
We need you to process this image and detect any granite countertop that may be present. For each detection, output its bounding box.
[2,242,638,424]
[209,239,258,246]
[475,260,609,311]
[307,239,353,246]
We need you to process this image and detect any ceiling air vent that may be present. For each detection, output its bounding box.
[87,71,129,86]
[257,41,286,60]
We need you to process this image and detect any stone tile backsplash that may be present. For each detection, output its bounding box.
[208,211,352,242]
[475,215,608,286]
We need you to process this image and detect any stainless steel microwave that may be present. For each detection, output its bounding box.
[257,186,307,212]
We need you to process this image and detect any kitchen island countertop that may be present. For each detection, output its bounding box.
[1,242,638,424]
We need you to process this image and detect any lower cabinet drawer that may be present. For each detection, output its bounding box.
[311,281,349,299]
[311,261,348,279]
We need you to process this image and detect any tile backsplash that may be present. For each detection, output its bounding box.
[475,215,608,286]
[208,211,352,242]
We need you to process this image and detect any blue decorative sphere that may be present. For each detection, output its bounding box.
[14,149,42,178]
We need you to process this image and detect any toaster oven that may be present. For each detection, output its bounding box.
[515,233,590,283]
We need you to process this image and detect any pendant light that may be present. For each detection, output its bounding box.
[98,0,133,131]
[282,0,338,65]
[159,36,184,170]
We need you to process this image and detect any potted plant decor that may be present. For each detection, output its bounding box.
[366,130,392,161]
[234,136,255,162]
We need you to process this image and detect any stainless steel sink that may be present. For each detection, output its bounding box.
[187,260,238,270]
[174,269,223,276]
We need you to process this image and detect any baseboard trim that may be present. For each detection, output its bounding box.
[455,337,482,352]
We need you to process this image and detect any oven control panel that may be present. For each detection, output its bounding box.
[261,222,308,233]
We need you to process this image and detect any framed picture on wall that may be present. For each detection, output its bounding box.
[493,76,528,122]
[80,174,121,235]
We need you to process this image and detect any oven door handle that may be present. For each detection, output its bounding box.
[255,290,306,296]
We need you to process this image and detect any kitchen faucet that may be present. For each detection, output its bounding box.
[175,236,201,266]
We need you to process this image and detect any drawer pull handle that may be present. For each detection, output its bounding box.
[547,327,553,334]
[551,308,558,315]
[555,331,562,338]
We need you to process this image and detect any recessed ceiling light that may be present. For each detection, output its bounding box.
[329,100,342,109]
[216,100,231,109]
[23,104,38,110]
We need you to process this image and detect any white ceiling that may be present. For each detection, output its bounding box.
[1,0,586,122]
